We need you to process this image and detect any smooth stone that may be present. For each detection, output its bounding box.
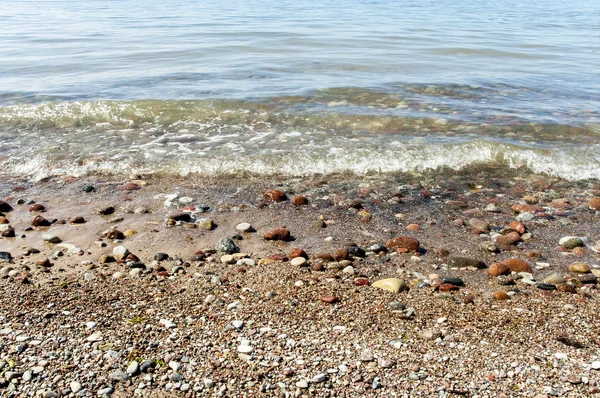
[342,265,355,274]
[296,380,308,389]
[442,277,465,286]
[97,387,114,395]
[568,262,591,274]
[231,320,244,329]
[203,378,214,388]
[108,370,129,382]
[312,373,327,383]
[42,234,62,243]
[537,283,557,291]
[591,361,600,370]
[112,246,129,258]
[70,382,82,393]
[112,272,126,279]
[559,237,584,249]
[23,370,32,381]
[126,361,140,375]
[86,332,103,342]
[372,278,408,293]
[290,257,307,266]
[236,223,253,232]
[168,361,181,371]
[389,301,405,310]
[544,273,565,284]
[237,345,254,354]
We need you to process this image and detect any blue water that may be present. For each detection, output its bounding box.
[0,0,599,179]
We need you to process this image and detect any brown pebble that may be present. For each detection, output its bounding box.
[126,253,140,262]
[31,215,51,227]
[106,230,125,240]
[556,283,577,293]
[493,232,520,246]
[28,203,46,212]
[589,197,600,210]
[69,216,86,224]
[97,206,115,215]
[315,253,333,262]
[264,228,290,241]
[386,236,419,252]
[290,195,308,206]
[289,248,308,259]
[320,296,339,304]
[269,253,288,262]
[333,248,349,261]
[406,224,420,231]
[0,200,13,212]
[438,283,459,292]
[264,190,286,202]
[572,247,585,256]
[35,258,52,267]
[0,216,8,224]
[501,258,533,273]
[311,263,324,271]
[463,294,475,304]
[493,291,510,300]
[119,182,141,191]
[512,203,535,213]
[354,278,369,286]
[488,262,511,277]
[508,221,526,234]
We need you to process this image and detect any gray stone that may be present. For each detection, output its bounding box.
[215,237,237,254]
[0,252,12,262]
[126,361,140,375]
[22,370,32,381]
[236,223,253,232]
[168,361,181,371]
[112,245,129,259]
[231,320,244,329]
[42,234,62,243]
[312,373,327,383]
[108,370,129,382]
[97,387,114,395]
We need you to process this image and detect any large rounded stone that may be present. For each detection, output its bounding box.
[447,256,486,269]
[568,262,590,274]
[216,237,237,254]
[264,228,290,241]
[372,278,408,293]
[588,197,600,210]
[502,259,532,273]
[488,262,511,277]
[385,236,419,252]
[559,237,584,250]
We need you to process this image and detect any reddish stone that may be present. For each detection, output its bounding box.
[354,278,370,286]
[106,230,125,240]
[28,204,46,212]
[501,258,532,273]
[269,253,288,262]
[289,248,308,259]
[588,197,600,210]
[557,283,576,293]
[264,190,287,202]
[572,247,585,256]
[488,262,511,277]
[320,296,339,304]
[493,232,520,246]
[407,224,420,231]
[311,263,324,271]
[511,204,535,213]
[119,182,141,191]
[291,196,309,206]
[550,198,571,210]
[463,294,475,304]
[31,215,51,227]
[126,253,140,262]
[508,221,526,234]
[385,236,419,252]
[0,216,8,224]
[264,228,290,241]
[332,248,349,261]
[438,283,460,292]
[493,291,510,300]
[0,201,12,212]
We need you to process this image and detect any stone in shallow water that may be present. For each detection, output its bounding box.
[559,236,584,249]
[372,278,407,293]
[568,262,590,274]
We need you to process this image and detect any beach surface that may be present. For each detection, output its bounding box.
[1,170,600,397]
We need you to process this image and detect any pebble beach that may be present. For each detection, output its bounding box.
[1,169,600,397]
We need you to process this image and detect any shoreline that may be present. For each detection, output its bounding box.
[1,171,600,396]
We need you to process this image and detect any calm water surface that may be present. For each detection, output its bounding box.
[0,0,599,179]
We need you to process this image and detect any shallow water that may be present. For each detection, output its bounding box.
[0,0,599,180]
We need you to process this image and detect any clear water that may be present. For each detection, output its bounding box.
[0,0,599,180]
